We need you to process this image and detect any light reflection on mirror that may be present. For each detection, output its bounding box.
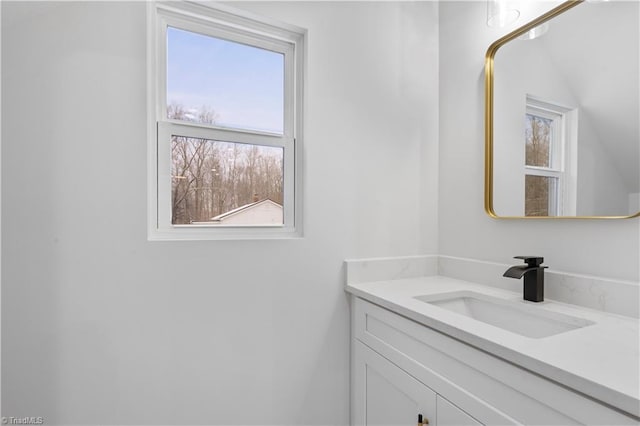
[487,0,639,218]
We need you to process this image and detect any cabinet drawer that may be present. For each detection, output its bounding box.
[353,296,637,425]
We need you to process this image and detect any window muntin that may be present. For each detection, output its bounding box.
[149,2,303,240]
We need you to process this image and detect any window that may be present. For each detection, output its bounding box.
[148,2,304,240]
[523,96,577,216]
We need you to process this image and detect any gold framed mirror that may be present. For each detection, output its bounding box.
[485,0,640,219]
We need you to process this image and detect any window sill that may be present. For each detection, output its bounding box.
[147,225,303,241]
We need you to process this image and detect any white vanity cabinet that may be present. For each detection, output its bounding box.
[353,340,436,426]
[437,394,482,426]
[350,296,639,426]
[353,339,481,426]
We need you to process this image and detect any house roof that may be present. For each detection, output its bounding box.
[210,198,282,221]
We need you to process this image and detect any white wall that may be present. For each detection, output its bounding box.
[1,1,439,424]
[439,1,639,282]
[576,115,631,216]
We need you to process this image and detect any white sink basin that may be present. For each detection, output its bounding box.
[414,291,595,338]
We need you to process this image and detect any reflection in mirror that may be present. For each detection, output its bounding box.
[486,1,640,218]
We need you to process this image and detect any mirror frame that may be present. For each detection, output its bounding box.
[484,0,640,219]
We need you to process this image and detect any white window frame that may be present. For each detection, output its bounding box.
[147,1,305,240]
[524,96,577,216]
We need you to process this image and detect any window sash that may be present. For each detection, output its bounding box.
[157,122,295,232]
[525,174,560,216]
[156,11,296,137]
[525,167,562,215]
[525,99,567,172]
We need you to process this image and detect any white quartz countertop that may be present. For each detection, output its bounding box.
[345,275,640,418]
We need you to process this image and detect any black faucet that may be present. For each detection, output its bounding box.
[503,256,548,302]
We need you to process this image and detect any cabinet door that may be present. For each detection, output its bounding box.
[437,396,482,426]
[352,341,436,426]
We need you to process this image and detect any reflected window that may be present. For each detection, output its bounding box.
[524,96,576,216]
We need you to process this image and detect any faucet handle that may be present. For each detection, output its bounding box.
[514,256,544,267]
